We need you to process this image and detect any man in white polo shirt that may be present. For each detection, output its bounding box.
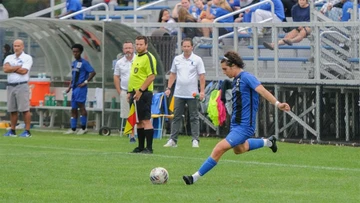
[113,40,136,142]
[3,39,33,137]
[164,38,205,148]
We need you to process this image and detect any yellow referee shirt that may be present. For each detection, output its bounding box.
[128,52,157,92]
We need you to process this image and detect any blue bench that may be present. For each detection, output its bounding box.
[348,58,359,63]
[114,5,171,11]
[84,15,144,20]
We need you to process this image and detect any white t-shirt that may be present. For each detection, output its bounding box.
[4,52,33,83]
[113,54,135,90]
[170,52,205,98]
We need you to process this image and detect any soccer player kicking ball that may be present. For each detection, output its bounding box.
[183,51,291,185]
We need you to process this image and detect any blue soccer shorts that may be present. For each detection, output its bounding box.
[225,125,255,148]
[71,87,87,109]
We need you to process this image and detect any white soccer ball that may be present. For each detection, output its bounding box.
[149,167,169,184]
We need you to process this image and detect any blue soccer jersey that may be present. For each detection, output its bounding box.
[71,58,94,89]
[231,71,261,127]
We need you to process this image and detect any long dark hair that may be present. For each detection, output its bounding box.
[158,9,169,22]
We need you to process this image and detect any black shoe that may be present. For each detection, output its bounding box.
[183,175,194,185]
[263,42,274,50]
[131,147,143,153]
[268,135,278,153]
[141,148,153,154]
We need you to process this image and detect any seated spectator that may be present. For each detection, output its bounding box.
[320,0,343,21]
[201,0,233,37]
[245,0,285,35]
[158,9,176,35]
[263,0,310,50]
[57,0,83,20]
[189,0,206,21]
[341,0,360,21]
[82,0,92,7]
[282,0,297,17]
[172,0,192,20]
[178,7,203,38]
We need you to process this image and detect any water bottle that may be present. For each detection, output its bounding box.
[93,96,97,109]
[45,94,49,106]
[49,93,53,106]
[63,91,68,107]
[192,92,205,103]
[111,96,116,109]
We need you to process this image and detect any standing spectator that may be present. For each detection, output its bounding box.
[113,40,137,143]
[182,51,291,185]
[0,0,9,61]
[163,38,205,148]
[64,44,96,135]
[3,44,12,63]
[263,0,310,50]
[128,36,157,154]
[3,39,33,137]
[57,0,83,20]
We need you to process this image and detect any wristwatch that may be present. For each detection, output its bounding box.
[139,88,145,93]
[84,80,88,84]
[166,87,171,90]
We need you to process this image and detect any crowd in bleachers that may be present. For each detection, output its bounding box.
[64,0,360,45]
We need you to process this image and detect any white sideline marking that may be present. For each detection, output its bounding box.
[1,143,359,173]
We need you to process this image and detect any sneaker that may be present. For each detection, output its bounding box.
[3,130,16,137]
[192,140,199,148]
[163,139,177,147]
[129,137,136,143]
[77,128,88,135]
[64,129,77,134]
[183,175,194,185]
[19,130,31,138]
[141,148,153,154]
[268,135,278,153]
[131,147,143,153]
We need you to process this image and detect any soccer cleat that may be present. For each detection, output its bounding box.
[163,139,177,147]
[141,148,153,154]
[268,135,278,153]
[19,130,31,138]
[192,140,199,148]
[3,130,16,137]
[76,128,88,135]
[129,137,136,143]
[183,175,194,185]
[131,147,143,153]
[64,129,77,134]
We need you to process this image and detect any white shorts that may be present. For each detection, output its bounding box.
[120,90,130,118]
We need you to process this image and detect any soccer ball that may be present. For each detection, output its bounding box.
[149,167,169,184]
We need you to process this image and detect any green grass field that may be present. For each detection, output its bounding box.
[0,130,359,203]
